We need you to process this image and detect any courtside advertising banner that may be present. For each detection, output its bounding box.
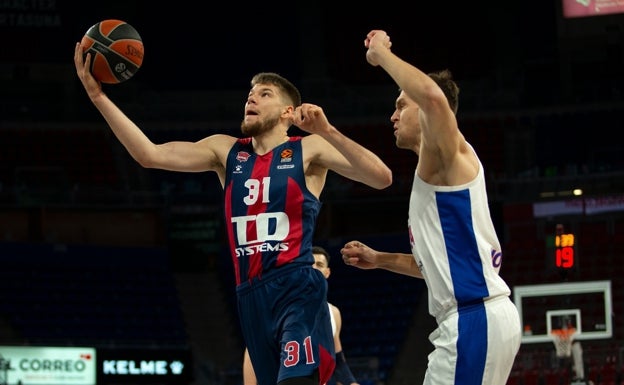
[97,347,192,385]
[0,346,96,385]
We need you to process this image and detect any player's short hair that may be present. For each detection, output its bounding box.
[428,69,460,115]
[312,245,331,264]
[251,72,302,108]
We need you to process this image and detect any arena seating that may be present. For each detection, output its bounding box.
[0,242,188,348]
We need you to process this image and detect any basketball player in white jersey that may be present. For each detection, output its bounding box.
[243,246,359,385]
[340,30,522,385]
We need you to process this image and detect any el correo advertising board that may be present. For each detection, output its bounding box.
[0,346,96,385]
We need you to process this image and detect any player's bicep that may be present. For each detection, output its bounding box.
[155,134,232,173]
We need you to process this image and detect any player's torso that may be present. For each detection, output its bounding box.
[224,137,321,283]
[407,161,510,318]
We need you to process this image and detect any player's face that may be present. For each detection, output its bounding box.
[312,253,330,279]
[241,83,287,136]
[391,91,422,153]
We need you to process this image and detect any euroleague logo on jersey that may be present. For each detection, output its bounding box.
[277,148,294,169]
[280,149,293,160]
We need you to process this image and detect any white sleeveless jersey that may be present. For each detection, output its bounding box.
[328,303,337,336]
[407,154,511,321]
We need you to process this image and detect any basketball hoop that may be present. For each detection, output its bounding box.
[551,327,576,358]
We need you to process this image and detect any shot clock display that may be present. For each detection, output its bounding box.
[555,231,575,269]
[547,223,577,271]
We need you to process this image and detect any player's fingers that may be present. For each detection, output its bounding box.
[84,51,91,68]
[342,255,357,265]
[304,106,321,122]
[74,43,82,65]
[295,108,305,123]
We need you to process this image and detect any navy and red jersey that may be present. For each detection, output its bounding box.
[224,136,321,286]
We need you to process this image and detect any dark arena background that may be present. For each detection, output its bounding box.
[1,1,624,384]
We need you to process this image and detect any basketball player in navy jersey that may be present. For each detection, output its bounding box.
[74,43,392,385]
[340,30,522,385]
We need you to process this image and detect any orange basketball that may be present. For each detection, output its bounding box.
[80,19,144,84]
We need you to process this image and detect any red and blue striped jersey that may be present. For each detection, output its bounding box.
[224,137,321,285]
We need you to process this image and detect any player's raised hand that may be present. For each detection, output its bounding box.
[74,42,104,100]
[291,103,331,135]
[364,29,392,67]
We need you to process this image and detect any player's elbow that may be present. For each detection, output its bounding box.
[136,159,154,169]
[374,169,393,189]
[133,150,160,169]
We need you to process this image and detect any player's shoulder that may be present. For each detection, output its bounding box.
[300,133,327,155]
[200,133,238,145]
[300,133,322,144]
[199,134,241,164]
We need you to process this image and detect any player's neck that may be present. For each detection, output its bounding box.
[251,133,290,155]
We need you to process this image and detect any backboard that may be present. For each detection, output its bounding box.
[513,280,612,343]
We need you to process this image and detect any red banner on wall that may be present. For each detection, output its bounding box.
[562,0,624,18]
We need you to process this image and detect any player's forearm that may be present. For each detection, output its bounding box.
[376,251,422,278]
[90,94,157,167]
[322,125,392,189]
[333,350,359,385]
[379,52,444,114]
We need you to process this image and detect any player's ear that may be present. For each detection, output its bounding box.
[283,105,294,116]
[282,105,295,123]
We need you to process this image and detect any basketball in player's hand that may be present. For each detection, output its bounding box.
[80,19,144,84]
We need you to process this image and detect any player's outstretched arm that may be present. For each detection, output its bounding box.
[341,240,422,278]
[73,42,234,178]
